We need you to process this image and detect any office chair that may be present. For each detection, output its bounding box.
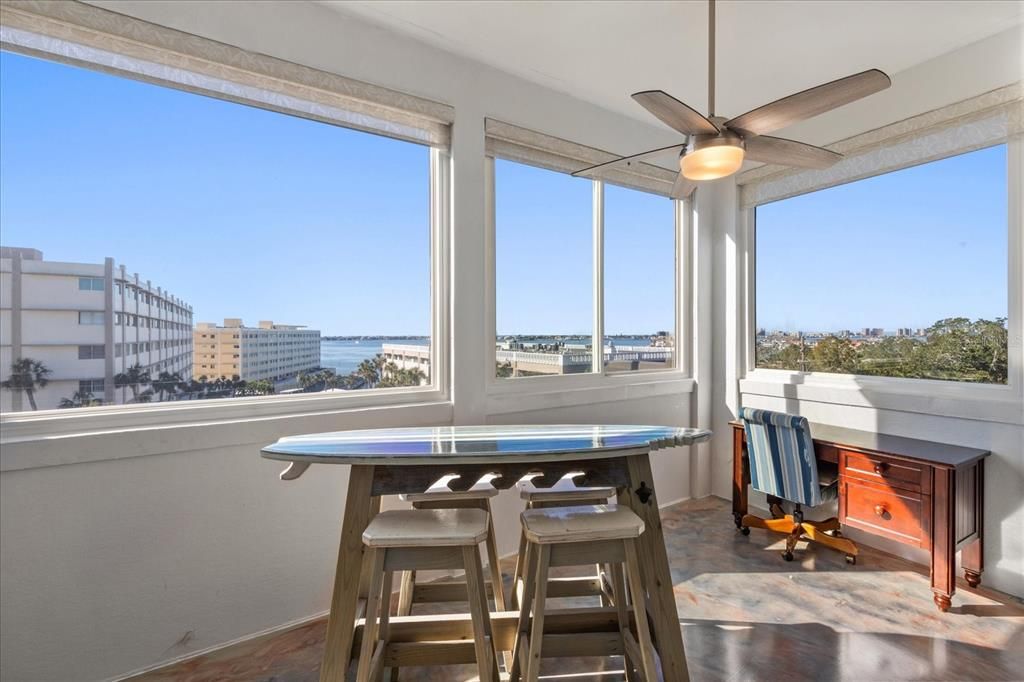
[737,407,859,564]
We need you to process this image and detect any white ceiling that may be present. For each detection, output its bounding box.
[321,0,1021,128]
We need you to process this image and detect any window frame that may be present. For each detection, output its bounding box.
[485,155,693,396]
[0,67,451,436]
[739,139,1023,425]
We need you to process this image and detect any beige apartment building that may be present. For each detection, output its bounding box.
[193,318,320,383]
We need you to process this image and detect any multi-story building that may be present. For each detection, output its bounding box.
[0,246,193,412]
[193,318,320,383]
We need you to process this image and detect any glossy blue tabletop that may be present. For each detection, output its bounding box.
[261,424,712,465]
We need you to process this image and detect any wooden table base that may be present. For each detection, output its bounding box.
[317,453,690,682]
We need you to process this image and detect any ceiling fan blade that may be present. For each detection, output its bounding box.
[572,144,684,178]
[725,69,891,136]
[670,173,697,199]
[744,135,842,169]
[632,90,720,136]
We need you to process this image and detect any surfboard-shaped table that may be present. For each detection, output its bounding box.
[262,424,712,682]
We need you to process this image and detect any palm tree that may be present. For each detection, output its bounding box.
[151,371,185,402]
[114,364,150,402]
[2,358,52,411]
[58,391,100,409]
[355,358,380,388]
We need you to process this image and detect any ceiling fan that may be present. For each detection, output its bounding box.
[573,0,892,198]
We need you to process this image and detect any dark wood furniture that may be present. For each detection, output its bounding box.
[730,420,989,612]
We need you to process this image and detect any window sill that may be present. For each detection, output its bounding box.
[486,371,695,415]
[1,388,454,472]
[739,369,1022,425]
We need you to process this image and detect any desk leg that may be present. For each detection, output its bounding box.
[731,428,747,530]
[931,467,955,612]
[620,453,690,682]
[962,460,984,588]
[321,464,376,682]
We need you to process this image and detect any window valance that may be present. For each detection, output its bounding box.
[485,119,679,197]
[737,84,1022,208]
[0,0,454,148]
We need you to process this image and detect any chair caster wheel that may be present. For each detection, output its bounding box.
[845,554,857,565]
[830,530,843,537]
[740,526,750,536]
[782,551,794,562]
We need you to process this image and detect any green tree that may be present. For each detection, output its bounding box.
[2,358,52,411]
[809,337,859,374]
[496,361,514,378]
[58,390,101,409]
[151,371,185,402]
[114,364,151,402]
[235,379,274,396]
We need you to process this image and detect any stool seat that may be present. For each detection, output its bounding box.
[362,509,489,547]
[520,504,644,545]
[517,473,615,502]
[399,473,499,502]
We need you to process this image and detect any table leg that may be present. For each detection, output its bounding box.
[962,460,984,588]
[931,467,955,612]
[321,464,377,682]
[619,453,690,682]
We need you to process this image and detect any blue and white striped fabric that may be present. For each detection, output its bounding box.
[739,407,822,507]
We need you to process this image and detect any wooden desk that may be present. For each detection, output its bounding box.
[729,421,989,612]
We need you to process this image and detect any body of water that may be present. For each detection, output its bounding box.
[320,336,661,376]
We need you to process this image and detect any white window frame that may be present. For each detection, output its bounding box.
[484,155,694,398]
[0,69,451,440]
[738,138,1023,426]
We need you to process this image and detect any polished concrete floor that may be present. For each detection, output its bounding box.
[134,497,1024,682]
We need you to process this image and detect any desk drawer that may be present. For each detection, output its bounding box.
[841,450,928,493]
[841,479,928,547]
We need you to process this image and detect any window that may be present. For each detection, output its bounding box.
[1,48,437,413]
[493,159,681,380]
[604,184,676,372]
[79,379,104,394]
[754,145,1008,384]
[77,345,105,360]
[78,311,104,325]
[495,160,593,378]
[78,277,104,291]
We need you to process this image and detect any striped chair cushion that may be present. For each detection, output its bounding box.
[739,407,822,507]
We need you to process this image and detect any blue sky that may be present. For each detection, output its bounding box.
[1,51,1008,336]
[756,144,1007,332]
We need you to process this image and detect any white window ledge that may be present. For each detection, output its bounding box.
[740,369,1022,426]
[487,372,695,415]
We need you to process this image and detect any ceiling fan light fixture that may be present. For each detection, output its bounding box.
[680,135,745,181]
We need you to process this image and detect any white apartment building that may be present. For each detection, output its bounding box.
[0,246,193,412]
[194,318,320,383]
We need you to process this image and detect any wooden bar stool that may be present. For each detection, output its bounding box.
[396,474,504,615]
[511,473,616,608]
[510,504,657,682]
[358,508,499,682]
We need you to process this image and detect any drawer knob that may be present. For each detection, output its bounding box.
[873,462,889,475]
[874,504,887,517]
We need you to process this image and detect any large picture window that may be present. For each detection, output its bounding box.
[0,50,437,413]
[493,158,680,380]
[754,144,1008,384]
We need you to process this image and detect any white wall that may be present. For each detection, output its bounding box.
[709,26,1024,596]
[0,2,692,681]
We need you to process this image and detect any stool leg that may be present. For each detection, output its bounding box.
[356,548,387,682]
[389,571,414,682]
[463,545,499,682]
[511,528,528,609]
[483,501,506,611]
[610,562,639,682]
[508,542,535,682]
[623,538,658,682]
[525,544,551,682]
